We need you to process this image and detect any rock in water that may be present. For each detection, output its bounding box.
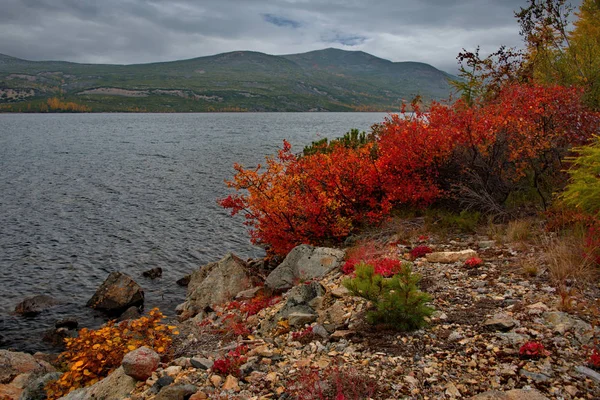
[265,245,345,291]
[175,253,262,321]
[14,295,61,316]
[142,267,163,279]
[87,272,144,314]
[121,346,160,381]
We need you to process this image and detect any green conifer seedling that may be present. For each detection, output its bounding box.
[343,262,434,331]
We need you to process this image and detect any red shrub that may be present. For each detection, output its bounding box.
[519,341,550,359]
[287,365,379,400]
[464,257,483,268]
[212,345,248,376]
[409,245,433,259]
[589,348,600,370]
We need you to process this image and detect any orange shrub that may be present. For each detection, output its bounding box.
[45,308,177,399]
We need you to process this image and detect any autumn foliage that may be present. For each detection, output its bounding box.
[45,309,177,399]
[221,83,598,255]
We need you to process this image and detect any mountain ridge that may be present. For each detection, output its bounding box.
[0,48,456,112]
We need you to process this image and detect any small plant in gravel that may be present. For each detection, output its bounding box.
[588,347,600,370]
[287,365,380,400]
[409,245,433,259]
[45,308,176,400]
[343,262,433,331]
[291,326,319,344]
[212,345,248,377]
[519,341,550,359]
[341,242,403,277]
[464,256,483,268]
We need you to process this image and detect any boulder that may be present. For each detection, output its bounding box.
[58,367,136,400]
[261,282,325,332]
[175,253,261,321]
[14,295,61,316]
[265,245,345,291]
[19,372,62,400]
[482,315,517,332]
[42,326,77,348]
[118,306,142,321]
[87,272,144,314]
[121,346,160,381]
[425,249,478,263]
[469,389,549,399]
[543,311,596,345]
[0,350,55,385]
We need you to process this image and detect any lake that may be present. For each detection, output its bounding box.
[0,112,388,352]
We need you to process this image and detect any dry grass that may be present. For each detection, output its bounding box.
[520,256,541,277]
[506,219,535,242]
[543,234,598,288]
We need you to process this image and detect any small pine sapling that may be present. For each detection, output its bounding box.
[343,262,434,331]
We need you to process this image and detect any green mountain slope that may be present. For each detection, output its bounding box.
[0,49,456,112]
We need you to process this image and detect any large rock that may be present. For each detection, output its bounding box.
[121,346,160,381]
[19,372,62,400]
[426,249,478,263]
[154,384,198,400]
[0,350,55,384]
[14,295,61,316]
[87,272,144,314]
[175,253,261,321]
[58,367,136,400]
[261,282,325,332]
[543,311,597,345]
[265,245,345,291]
[470,389,549,399]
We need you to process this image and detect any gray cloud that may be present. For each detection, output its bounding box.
[0,0,583,73]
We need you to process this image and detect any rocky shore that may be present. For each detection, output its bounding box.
[2,220,600,399]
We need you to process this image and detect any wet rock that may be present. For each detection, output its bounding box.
[235,287,262,300]
[155,375,174,388]
[470,389,549,399]
[176,275,191,287]
[175,253,261,321]
[42,326,77,348]
[121,346,160,381]
[0,350,55,384]
[87,272,144,315]
[155,384,198,400]
[426,249,478,263]
[59,367,136,400]
[265,245,345,291]
[55,318,78,330]
[19,371,61,400]
[14,295,61,316]
[118,306,142,321]
[142,267,163,279]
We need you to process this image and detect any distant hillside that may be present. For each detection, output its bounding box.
[0,49,456,112]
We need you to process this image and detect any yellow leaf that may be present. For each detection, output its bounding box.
[97,353,104,360]
[127,345,136,351]
[157,347,164,353]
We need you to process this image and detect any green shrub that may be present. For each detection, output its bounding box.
[561,137,600,217]
[343,263,434,331]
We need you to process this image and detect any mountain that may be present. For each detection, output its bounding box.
[0,48,456,112]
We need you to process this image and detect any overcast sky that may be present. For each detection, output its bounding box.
[0,0,581,73]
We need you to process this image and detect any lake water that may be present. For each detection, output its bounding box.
[0,112,388,352]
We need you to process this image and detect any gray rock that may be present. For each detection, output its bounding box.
[154,384,198,400]
[478,240,495,249]
[0,350,55,384]
[19,372,62,400]
[176,275,191,287]
[175,253,261,321]
[121,346,160,381]
[190,357,213,370]
[311,324,330,339]
[87,272,144,315]
[58,367,136,400]
[469,389,549,399]
[543,311,596,345]
[287,281,326,306]
[156,375,174,388]
[318,301,348,330]
[575,365,600,383]
[14,295,61,316]
[118,306,142,321]
[519,368,551,382]
[448,331,463,342]
[288,313,318,327]
[265,245,345,291]
[426,249,478,263]
[496,332,529,345]
[483,315,516,332]
[55,318,78,330]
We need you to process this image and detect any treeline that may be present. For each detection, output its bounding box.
[0,97,91,112]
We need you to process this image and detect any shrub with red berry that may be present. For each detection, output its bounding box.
[464,256,483,268]
[409,245,433,259]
